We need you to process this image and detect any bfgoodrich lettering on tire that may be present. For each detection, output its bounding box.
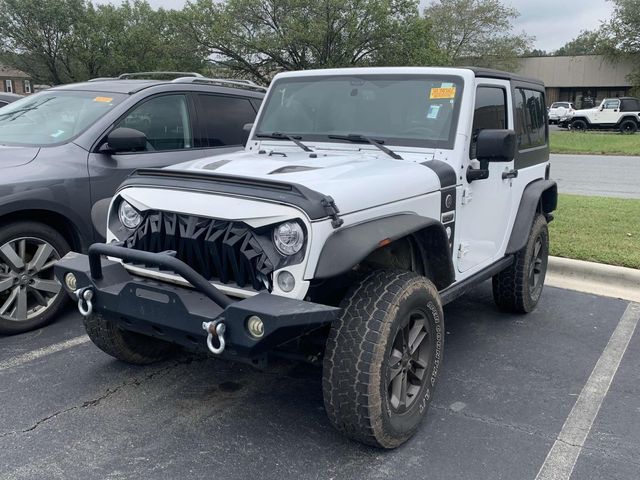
[492,214,549,313]
[322,270,443,448]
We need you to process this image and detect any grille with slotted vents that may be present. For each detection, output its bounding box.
[124,212,275,291]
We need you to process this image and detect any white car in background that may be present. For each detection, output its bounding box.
[547,102,575,124]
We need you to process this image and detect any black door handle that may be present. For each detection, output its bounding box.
[502,169,518,180]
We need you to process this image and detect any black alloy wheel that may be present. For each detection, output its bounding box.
[387,308,433,413]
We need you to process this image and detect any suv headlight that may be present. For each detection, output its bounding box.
[118,200,142,229]
[273,221,304,255]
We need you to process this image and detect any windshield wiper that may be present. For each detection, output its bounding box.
[327,134,402,160]
[256,132,314,152]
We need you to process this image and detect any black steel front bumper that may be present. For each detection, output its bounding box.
[54,243,340,359]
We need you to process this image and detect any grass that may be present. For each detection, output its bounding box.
[549,194,640,269]
[550,131,640,156]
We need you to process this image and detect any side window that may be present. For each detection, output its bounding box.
[603,99,620,110]
[470,86,506,158]
[514,88,546,150]
[196,95,257,147]
[114,94,192,152]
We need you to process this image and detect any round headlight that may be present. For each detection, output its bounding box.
[273,221,304,256]
[118,200,142,229]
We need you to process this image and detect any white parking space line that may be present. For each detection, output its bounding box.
[0,335,90,372]
[535,302,640,480]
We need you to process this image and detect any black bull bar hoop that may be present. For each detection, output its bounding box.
[54,243,340,358]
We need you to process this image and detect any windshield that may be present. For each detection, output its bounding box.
[551,103,570,108]
[0,91,126,146]
[256,74,464,149]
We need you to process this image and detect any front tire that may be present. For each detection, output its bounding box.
[84,313,178,365]
[0,222,70,335]
[493,214,549,313]
[323,270,444,448]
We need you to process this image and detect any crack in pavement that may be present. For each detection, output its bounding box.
[0,358,197,439]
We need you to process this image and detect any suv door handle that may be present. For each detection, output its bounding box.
[502,169,518,180]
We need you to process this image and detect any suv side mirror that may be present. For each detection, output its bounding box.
[103,127,147,153]
[243,123,253,132]
[476,129,517,163]
[467,129,517,183]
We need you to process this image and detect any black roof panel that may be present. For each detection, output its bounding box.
[463,67,545,86]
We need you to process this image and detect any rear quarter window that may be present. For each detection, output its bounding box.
[514,88,546,150]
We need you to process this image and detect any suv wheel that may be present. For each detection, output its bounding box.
[619,119,638,134]
[492,214,549,313]
[84,313,178,364]
[323,270,443,448]
[0,222,69,335]
[570,119,587,132]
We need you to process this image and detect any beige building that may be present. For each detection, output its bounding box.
[515,55,636,108]
[0,65,32,95]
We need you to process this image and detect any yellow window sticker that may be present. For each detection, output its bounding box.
[94,96,113,103]
[430,87,456,100]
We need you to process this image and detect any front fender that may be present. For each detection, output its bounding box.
[314,214,454,287]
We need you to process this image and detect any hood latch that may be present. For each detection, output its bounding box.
[321,196,344,229]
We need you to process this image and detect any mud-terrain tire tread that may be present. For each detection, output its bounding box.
[84,312,177,365]
[323,270,443,448]
[492,214,548,313]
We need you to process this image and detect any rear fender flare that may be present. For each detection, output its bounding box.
[506,179,557,255]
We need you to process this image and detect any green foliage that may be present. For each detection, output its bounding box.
[0,0,206,84]
[423,0,533,71]
[180,0,442,82]
[554,30,611,56]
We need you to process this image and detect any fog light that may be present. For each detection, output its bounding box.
[277,271,295,292]
[246,315,264,338]
[64,272,77,291]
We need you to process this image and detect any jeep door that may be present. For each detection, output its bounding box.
[593,99,621,124]
[456,81,515,273]
[87,93,256,241]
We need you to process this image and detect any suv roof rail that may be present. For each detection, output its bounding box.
[118,71,204,80]
[172,76,267,93]
[87,77,118,82]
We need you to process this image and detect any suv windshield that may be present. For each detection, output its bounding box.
[0,91,126,146]
[256,75,464,149]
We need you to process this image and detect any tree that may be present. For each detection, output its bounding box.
[423,0,533,71]
[0,0,206,84]
[554,30,610,56]
[180,0,443,83]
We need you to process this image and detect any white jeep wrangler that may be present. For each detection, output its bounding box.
[55,67,557,448]
[560,97,640,133]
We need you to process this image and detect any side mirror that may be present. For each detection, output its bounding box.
[102,127,147,153]
[243,123,253,132]
[467,129,516,183]
[476,129,517,163]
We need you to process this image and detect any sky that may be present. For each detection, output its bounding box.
[99,0,615,52]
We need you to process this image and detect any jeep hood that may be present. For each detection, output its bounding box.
[0,145,40,168]
[171,150,447,215]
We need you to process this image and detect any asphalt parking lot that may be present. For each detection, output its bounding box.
[1,283,638,480]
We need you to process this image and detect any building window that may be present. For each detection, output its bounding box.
[24,80,31,94]
[5,79,13,93]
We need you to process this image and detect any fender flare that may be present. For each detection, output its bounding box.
[571,116,590,125]
[506,179,557,255]
[616,115,640,127]
[313,213,455,289]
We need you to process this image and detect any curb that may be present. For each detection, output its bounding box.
[546,256,640,303]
